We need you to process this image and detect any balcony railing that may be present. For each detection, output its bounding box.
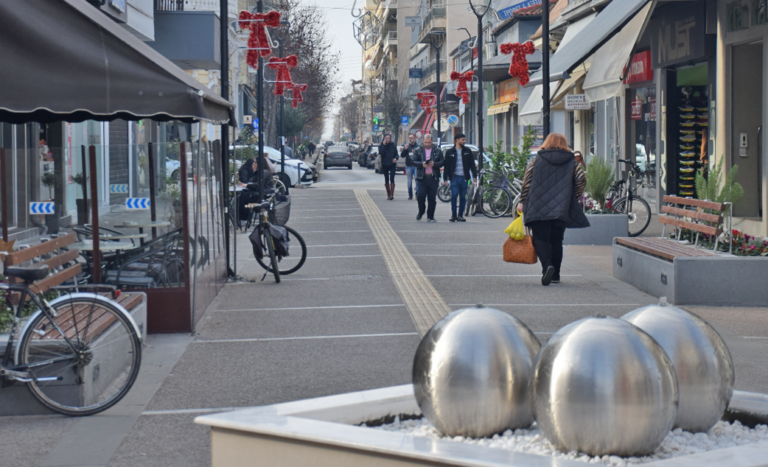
[421,60,447,77]
[421,5,446,31]
[155,0,237,14]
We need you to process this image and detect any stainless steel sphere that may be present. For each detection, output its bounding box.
[412,306,540,438]
[532,317,678,457]
[622,303,735,433]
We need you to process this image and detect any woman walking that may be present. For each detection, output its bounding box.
[379,133,399,200]
[518,133,589,286]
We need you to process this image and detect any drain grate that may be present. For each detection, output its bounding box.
[331,274,382,281]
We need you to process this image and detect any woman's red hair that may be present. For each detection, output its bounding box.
[540,133,571,151]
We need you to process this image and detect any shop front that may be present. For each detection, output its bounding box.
[488,78,519,152]
[624,50,658,209]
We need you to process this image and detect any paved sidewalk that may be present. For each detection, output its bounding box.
[3,165,768,467]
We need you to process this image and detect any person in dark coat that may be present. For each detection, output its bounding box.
[401,134,419,200]
[239,158,256,184]
[238,158,273,223]
[518,133,589,286]
[378,133,399,200]
[406,134,444,222]
[443,133,477,222]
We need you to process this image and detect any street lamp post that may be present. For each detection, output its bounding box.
[468,0,490,170]
[542,0,550,138]
[219,0,233,276]
[256,0,265,203]
[428,31,446,143]
[453,27,474,145]
[273,22,290,188]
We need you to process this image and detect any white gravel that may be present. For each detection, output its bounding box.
[365,417,768,465]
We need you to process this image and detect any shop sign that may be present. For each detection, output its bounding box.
[649,97,657,121]
[624,51,653,84]
[500,79,518,104]
[565,94,591,110]
[649,2,706,68]
[109,0,126,13]
[631,98,643,121]
[497,0,542,20]
[409,68,423,79]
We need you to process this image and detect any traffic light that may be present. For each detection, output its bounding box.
[373,116,379,125]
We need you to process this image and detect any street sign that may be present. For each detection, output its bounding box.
[415,130,423,139]
[373,124,379,132]
[29,202,55,215]
[565,94,591,110]
[401,116,409,127]
[433,117,449,131]
[243,115,253,124]
[253,118,259,131]
[459,101,465,116]
[126,198,150,210]
[405,16,421,27]
[110,184,128,194]
[409,68,423,79]
[447,115,459,127]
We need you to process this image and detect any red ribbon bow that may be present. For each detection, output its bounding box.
[267,55,298,95]
[239,10,281,69]
[417,92,437,115]
[286,83,308,108]
[500,41,535,86]
[450,71,474,104]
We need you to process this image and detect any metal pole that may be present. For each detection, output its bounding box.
[542,0,551,138]
[88,146,100,284]
[470,46,474,145]
[279,40,285,180]
[370,75,374,142]
[477,14,484,170]
[220,0,233,277]
[436,43,441,142]
[0,148,7,242]
[148,142,157,240]
[257,0,264,203]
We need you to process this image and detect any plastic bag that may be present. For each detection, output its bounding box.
[504,215,525,241]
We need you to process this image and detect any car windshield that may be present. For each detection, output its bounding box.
[328,146,347,153]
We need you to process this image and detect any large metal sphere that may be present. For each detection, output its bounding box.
[412,306,540,438]
[622,303,735,433]
[532,317,678,457]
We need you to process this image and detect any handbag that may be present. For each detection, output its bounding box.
[503,227,538,264]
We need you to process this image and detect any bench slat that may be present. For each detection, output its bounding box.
[617,237,719,261]
[44,292,140,340]
[659,216,722,237]
[7,250,80,284]
[661,205,723,224]
[4,233,77,266]
[617,238,676,261]
[663,196,725,212]
[9,264,83,305]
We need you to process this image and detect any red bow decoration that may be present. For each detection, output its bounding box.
[239,10,281,69]
[417,92,437,115]
[267,55,298,95]
[450,71,474,104]
[286,83,307,108]
[500,41,535,86]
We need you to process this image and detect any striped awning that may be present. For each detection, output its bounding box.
[487,103,512,116]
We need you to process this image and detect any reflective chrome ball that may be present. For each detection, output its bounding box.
[532,317,678,457]
[622,303,734,433]
[412,306,540,438]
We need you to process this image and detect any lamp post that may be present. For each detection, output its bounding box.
[273,21,290,190]
[542,0,550,138]
[453,27,474,145]
[427,31,446,143]
[468,0,491,170]
[219,0,233,276]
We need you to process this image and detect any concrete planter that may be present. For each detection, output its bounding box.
[563,213,627,245]
[196,385,768,467]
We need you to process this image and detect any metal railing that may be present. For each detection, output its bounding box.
[155,0,237,13]
[421,4,447,31]
[155,0,183,10]
[421,60,447,77]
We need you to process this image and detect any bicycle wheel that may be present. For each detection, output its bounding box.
[480,188,512,218]
[437,184,451,203]
[612,195,651,237]
[17,295,142,416]
[263,226,281,283]
[464,184,475,216]
[254,226,307,275]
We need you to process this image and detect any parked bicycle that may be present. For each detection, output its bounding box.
[476,168,522,218]
[606,159,652,237]
[0,273,142,416]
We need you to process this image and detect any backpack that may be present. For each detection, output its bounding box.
[248,225,289,259]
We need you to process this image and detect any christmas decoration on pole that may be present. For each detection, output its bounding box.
[239,10,281,69]
[417,92,437,115]
[450,71,474,104]
[286,83,307,108]
[500,41,535,86]
[267,55,298,95]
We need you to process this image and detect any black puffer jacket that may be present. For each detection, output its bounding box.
[523,149,589,229]
[378,142,399,167]
[406,145,444,180]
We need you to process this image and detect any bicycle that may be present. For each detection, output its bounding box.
[478,168,522,218]
[607,159,652,237]
[247,192,307,282]
[0,270,142,416]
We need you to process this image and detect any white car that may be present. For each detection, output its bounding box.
[262,146,313,187]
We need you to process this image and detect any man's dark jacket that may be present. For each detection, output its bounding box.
[406,145,444,180]
[378,141,399,168]
[401,142,418,167]
[443,145,477,181]
[523,149,589,229]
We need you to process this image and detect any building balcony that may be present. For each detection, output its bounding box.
[382,30,397,53]
[155,0,237,16]
[419,60,448,89]
[417,2,446,45]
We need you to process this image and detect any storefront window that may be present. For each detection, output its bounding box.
[628,86,657,208]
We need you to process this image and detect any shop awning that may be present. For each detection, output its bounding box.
[527,0,650,87]
[0,0,233,124]
[487,103,512,116]
[583,3,654,102]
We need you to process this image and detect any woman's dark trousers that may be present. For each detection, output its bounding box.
[383,165,397,183]
[529,220,566,275]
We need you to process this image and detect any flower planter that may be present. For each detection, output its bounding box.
[563,213,627,245]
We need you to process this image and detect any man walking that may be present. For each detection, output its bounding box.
[401,133,419,200]
[407,134,443,222]
[379,133,399,200]
[443,133,477,222]
[307,140,316,160]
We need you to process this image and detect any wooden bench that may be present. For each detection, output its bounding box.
[616,195,732,261]
[42,292,144,343]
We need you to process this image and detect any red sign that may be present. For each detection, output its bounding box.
[624,51,653,84]
[649,97,657,121]
[631,97,643,120]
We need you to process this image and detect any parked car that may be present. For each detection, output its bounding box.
[357,145,370,167]
[324,145,353,169]
[366,146,379,169]
[262,146,315,186]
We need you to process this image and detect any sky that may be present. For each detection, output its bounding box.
[304,0,363,140]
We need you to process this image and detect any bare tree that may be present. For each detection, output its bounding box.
[381,84,408,144]
[340,97,360,137]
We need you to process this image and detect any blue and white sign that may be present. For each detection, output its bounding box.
[447,115,460,127]
[30,202,55,215]
[109,0,126,13]
[401,116,409,127]
[497,0,541,20]
[110,184,128,194]
[126,198,150,210]
[253,118,259,131]
[409,68,423,79]
[373,125,379,132]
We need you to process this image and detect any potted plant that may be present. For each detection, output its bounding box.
[72,172,89,225]
[41,172,58,200]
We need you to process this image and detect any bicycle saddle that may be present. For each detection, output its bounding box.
[5,264,49,282]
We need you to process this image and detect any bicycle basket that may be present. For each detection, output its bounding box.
[489,171,508,186]
[268,194,291,226]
